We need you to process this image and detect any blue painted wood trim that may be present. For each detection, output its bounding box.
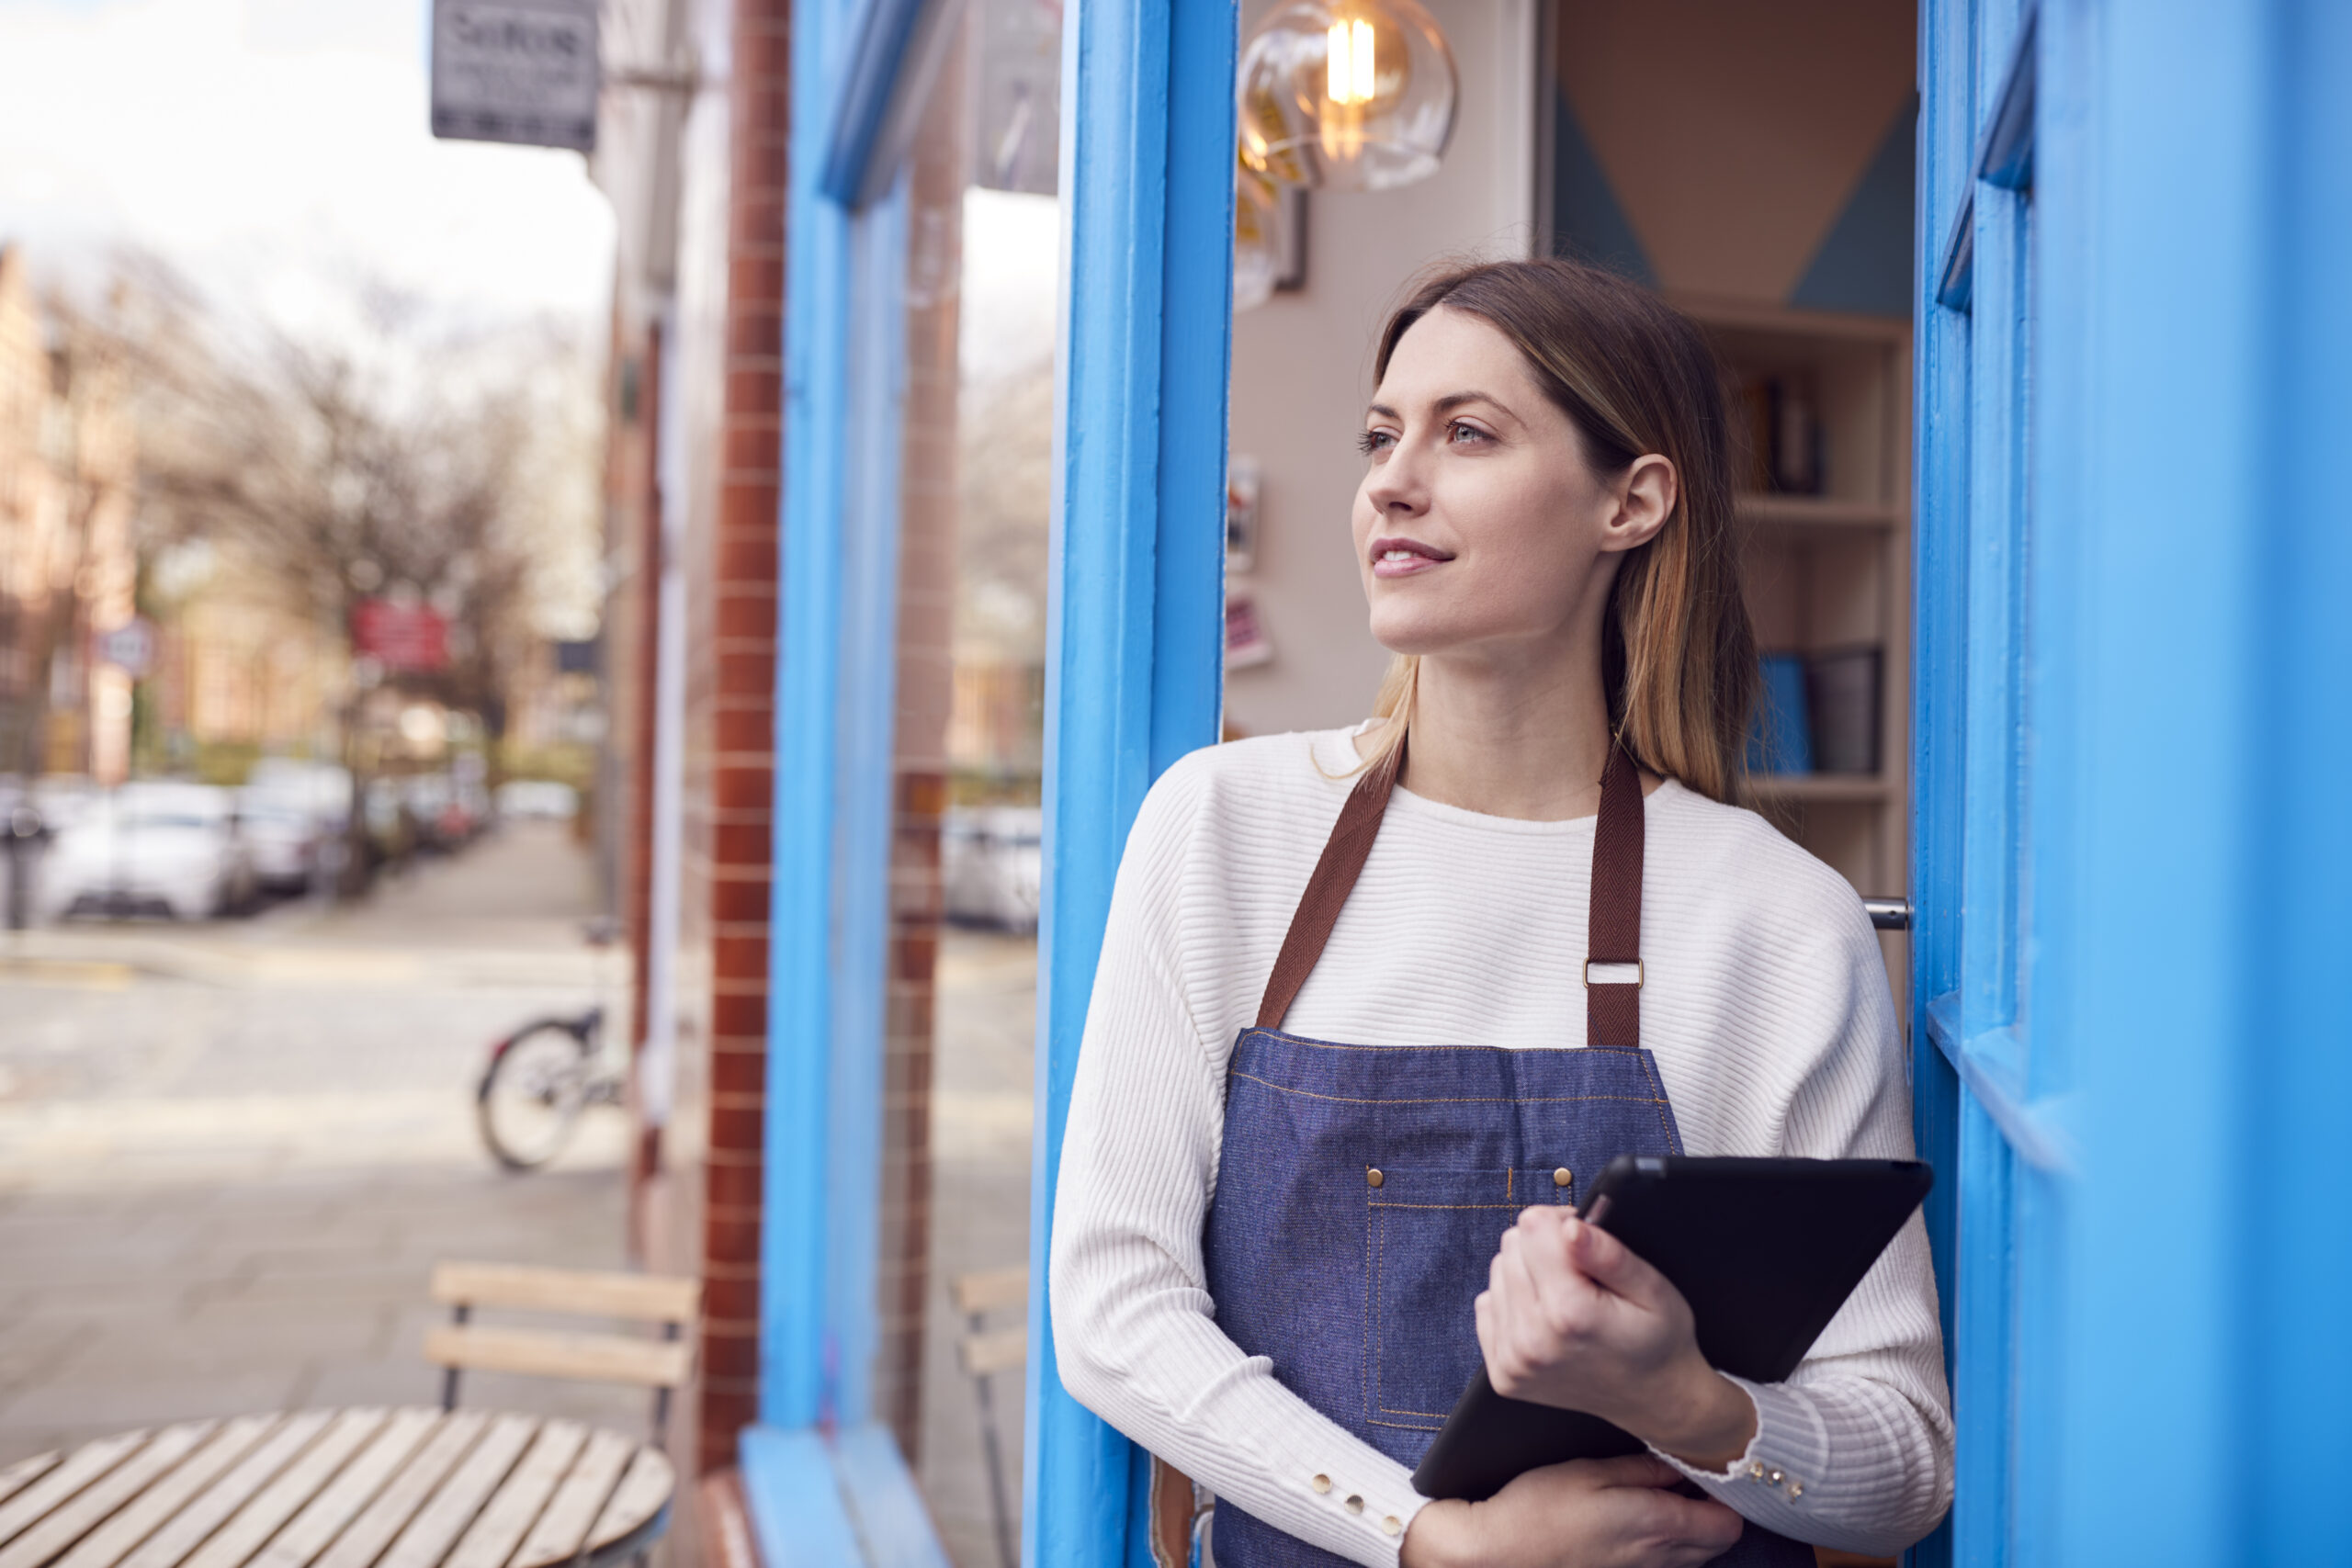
[1905,5,1976,1565]
[2035,3,2272,1562]
[1023,1,1237,1564]
[1973,7,2037,189]
[767,0,858,1433]
[2247,6,2352,1558]
[741,1424,956,1568]
[831,1424,956,1568]
[821,0,928,204]
[826,186,911,1435]
[740,1427,865,1567]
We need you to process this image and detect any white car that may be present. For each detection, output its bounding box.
[235,792,322,893]
[41,782,259,921]
[942,806,1044,933]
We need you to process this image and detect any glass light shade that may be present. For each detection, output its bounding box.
[1238,0,1457,194]
[1234,164,1283,311]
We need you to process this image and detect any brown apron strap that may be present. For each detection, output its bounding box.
[1253,733,1645,1049]
[1254,736,1407,1031]
[1585,743,1645,1049]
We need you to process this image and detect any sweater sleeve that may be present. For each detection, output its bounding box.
[1652,900,1955,1554]
[1048,760,1430,1567]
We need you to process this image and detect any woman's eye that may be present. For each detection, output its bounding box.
[1356,429,1395,456]
[1448,422,1491,446]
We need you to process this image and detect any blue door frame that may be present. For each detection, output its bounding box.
[1912,3,2351,1564]
[1023,4,1238,1564]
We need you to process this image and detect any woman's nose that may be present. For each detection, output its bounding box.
[1363,442,1427,515]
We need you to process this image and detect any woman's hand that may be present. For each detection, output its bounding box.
[1398,1455,1744,1568]
[1474,1207,1758,1470]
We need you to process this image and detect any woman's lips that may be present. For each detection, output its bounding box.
[1369,536,1454,579]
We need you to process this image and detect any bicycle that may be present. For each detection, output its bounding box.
[475,919,629,1170]
[474,1004,628,1168]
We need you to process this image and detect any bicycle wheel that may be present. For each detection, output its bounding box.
[477,1022,594,1170]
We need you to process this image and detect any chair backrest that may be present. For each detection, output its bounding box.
[951,1265,1030,1379]
[431,1262,702,1325]
[423,1262,703,1438]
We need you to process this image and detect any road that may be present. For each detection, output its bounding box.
[0,825,639,1461]
[0,822,1040,1568]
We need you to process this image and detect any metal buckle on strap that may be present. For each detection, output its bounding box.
[1583,959,1644,988]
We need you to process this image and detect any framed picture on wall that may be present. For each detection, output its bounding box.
[1225,591,1273,670]
[1227,456,1261,574]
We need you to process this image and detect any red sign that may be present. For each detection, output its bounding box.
[352,600,451,672]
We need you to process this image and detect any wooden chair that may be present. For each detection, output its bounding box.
[950,1265,1029,1568]
[423,1262,701,1446]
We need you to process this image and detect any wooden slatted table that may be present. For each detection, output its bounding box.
[0,1411,673,1568]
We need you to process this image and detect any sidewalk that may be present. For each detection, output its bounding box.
[0,824,639,1461]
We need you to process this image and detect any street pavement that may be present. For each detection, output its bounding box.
[0,824,641,1462]
[0,822,1041,1568]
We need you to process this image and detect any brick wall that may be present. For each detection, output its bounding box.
[695,0,790,1475]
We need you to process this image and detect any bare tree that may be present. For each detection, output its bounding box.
[108,258,598,743]
[81,256,600,886]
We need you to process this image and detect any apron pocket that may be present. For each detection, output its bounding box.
[1364,1165,1571,1435]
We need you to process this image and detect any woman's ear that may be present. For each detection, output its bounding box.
[1600,455,1677,555]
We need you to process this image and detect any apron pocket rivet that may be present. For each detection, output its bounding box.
[1365,1168,1384,1188]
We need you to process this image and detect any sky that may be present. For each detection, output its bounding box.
[0,0,616,323]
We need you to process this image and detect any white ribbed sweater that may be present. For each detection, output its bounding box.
[1049,729,1952,1564]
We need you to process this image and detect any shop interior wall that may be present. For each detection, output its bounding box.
[1221,0,1539,739]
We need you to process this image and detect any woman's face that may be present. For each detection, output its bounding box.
[1351,305,1669,661]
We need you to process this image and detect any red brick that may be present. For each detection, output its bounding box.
[711,873,772,924]
[713,821,772,866]
[706,1156,764,1211]
[699,1328,762,1382]
[704,1210,763,1268]
[717,536,778,582]
[723,423,780,472]
[711,994,768,1042]
[709,1102,765,1156]
[703,1275,762,1324]
[709,1043,766,1096]
[714,706,774,755]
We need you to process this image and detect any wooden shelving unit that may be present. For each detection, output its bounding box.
[1683,299,1913,1013]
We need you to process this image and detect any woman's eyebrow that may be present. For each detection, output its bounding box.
[1362,390,1512,422]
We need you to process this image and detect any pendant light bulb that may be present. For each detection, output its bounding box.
[1239,0,1456,194]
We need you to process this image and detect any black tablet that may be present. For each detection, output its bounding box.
[1409,1155,1932,1503]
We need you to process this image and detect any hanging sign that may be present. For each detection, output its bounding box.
[353,600,452,673]
[430,0,600,152]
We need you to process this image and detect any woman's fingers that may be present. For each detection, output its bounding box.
[1636,1490,1747,1559]
[1515,1208,1604,1335]
[1563,1213,1672,1311]
[1568,1452,1685,1492]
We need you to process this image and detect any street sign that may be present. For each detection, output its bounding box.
[352,600,452,673]
[95,617,155,678]
[431,0,600,152]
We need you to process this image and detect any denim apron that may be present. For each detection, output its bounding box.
[1169,743,1810,1568]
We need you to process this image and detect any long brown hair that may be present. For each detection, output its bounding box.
[1357,257,1756,804]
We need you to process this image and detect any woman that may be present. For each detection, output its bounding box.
[1050,258,1951,1568]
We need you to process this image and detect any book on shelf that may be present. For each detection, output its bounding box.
[1747,652,1814,776]
[1747,647,1884,780]
[1807,647,1882,774]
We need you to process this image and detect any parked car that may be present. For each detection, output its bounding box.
[942,806,1043,932]
[495,778,579,822]
[41,781,258,921]
[234,792,321,894]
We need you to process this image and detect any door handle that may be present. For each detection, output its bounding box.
[1864,897,1912,931]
